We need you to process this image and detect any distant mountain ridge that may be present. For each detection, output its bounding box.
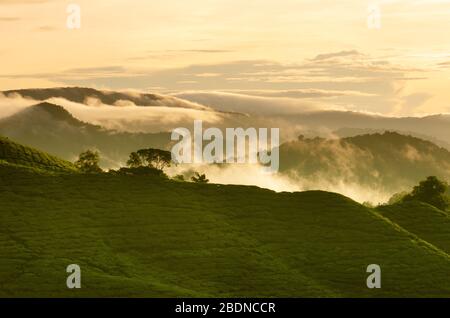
[3,87,207,110]
[279,131,450,198]
[16,102,86,126]
[333,127,450,150]
[4,87,450,147]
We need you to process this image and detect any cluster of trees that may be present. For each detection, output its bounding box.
[403,176,448,210]
[74,148,209,184]
[388,176,449,211]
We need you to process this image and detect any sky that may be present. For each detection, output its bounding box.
[1,0,450,115]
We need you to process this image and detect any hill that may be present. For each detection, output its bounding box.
[334,127,450,150]
[0,140,449,297]
[3,87,206,110]
[378,201,450,255]
[0,135,76,173]
[0,102,171,167]
[278,132,450,197]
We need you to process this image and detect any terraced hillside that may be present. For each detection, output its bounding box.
[378,202,450,255]
[0,136,76,173]
[0,138,449,297]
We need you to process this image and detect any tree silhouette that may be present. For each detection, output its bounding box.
[174,174,185,182]
[403,176,449,210]
[126,152,143,168]
[191,172,209,184]
[126,148,172,171]
[75,150,102,173]
[387,191,409,205]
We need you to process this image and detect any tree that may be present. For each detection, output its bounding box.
[140,148,172,170]
[126,152,142,168]
[387,191,409,205]
[75,150,102,173]
[403,176,449,210]
[191,172,209,184]
[127,148,172,171]
[173,174,185,182]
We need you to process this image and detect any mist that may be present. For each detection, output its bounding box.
[172,91,337,115]
[0,92,39,118]
[0,90,433,204]
[165,163,393,204]
[47,97,226,133]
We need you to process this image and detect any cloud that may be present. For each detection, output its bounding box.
[36,25,57,31]
[40,97,224,133]
[0,90,225,133]
[0,0,50,3]
[0,0,50,4]
[0,51,428,115]
[166,162,393,204]
[400,93,433,112]
[172,91,333,115]
[311,50,364,61]
[438,61,450,68]
[0,92,38,118]
[172,49,233,54]
[0,17,20,21]
[220,89,377,99]
[127,49,233,61]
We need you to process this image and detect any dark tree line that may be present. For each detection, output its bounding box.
[388,176,449,211]
[74,148,209,183]
[403,176,449,210]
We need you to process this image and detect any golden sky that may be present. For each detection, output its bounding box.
[1,0,450,115]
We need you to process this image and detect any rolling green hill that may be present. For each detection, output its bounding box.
[378,202,450,255]
[0,138,449,297]
[0,135,76,173]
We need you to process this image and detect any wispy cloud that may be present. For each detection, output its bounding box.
[311,50,364,61]
[0,16,20,21]
[0,0,50,4]
[36,25,57,31]
[127,49,234,61]
[0,50,433,115]
[0,0,52,5]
